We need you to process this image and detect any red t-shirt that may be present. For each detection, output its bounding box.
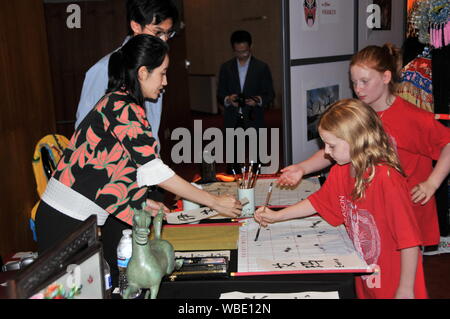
[309,164,428,299]
[379,97,450,246]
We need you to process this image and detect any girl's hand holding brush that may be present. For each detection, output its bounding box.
[254,206,280,227]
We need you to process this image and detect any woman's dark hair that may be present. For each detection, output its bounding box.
[126,0,179,35]
[107,34,169,107]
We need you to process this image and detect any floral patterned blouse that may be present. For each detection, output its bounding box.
[54,91,159,225]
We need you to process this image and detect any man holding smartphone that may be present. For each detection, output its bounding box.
[217,30,275,174]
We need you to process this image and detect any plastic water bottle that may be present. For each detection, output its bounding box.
[103,258,112,299]
[117,229,140,298]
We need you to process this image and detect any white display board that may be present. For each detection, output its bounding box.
[290,61,353,163]
[282,0,406,166]
[289,0,355,59]
[357,0,406,50]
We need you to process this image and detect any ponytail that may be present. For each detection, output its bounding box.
[106,34,169,108]
[382,43,403,83]
[108,49,126,93]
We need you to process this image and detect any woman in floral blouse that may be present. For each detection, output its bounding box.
[35,35,242,267]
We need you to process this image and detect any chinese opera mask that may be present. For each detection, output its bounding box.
[303,0,317,27]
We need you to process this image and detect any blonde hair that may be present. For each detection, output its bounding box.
[319,99,405,200]
[350,43,403,95]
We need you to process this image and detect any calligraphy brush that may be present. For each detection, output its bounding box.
[254,181,274,241]
[246,161,254,189]
[240,166,246,189]
[232,169,239,185]
[250,164,261,188]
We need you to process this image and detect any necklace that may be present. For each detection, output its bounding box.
[379,96,395,119]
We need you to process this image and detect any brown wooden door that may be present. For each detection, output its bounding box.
[0,0,55,257]
[159,26,192,166]
[44,0,128,139]
[44,0,191,168]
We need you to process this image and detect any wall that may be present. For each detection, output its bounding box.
[44,0,192,170]
[44,0,128,139]
[0,0,56,257]
[285,0,407,165]
[287,0,356,165]
[183,0,282,109]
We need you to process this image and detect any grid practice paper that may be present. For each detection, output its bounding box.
[237,216,369,275]
[255,177,321,207]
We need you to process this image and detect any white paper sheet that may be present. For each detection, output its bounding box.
[175,250,231,259]
[166,207,219,224]
[237,216,368,274]
[201,176,321,208]
[220,291,339,299]
[166,198,249,224]
[255,177,321,206]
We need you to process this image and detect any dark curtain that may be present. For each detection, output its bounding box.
[431,45,450,236]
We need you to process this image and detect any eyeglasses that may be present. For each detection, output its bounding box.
[154,29,176,40]
[144,26,176,40]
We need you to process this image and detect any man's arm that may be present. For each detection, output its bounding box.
[75,57,109,129]
[144,98,163,145]
[258,63,275,107]
[217,62,238,108]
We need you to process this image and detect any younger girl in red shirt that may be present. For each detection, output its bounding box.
[255,99,427,299]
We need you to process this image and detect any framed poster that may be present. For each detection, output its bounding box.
[306,84,339,141]
[289,0,355,59]
[358,0,406,49]
[372,0,392,31]
[290,61,353,163]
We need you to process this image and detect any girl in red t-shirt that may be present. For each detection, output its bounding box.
[278,44,450,247]
[255,99,427,299]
